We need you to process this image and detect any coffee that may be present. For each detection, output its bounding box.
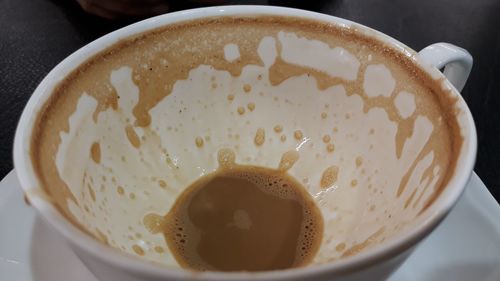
[29,15,461,269]
[144,163,323,271]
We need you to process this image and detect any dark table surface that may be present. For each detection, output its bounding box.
[1,0,499,202]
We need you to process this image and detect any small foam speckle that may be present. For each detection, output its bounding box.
[294,130,303,140]
[132,244,145,256]
[195,137,204,148]
[247,102,255,111]
[322,135,331,143]
[237,106,245,115]
[326,143,335,153]
[117,186,125,195]
[243,84,252,93]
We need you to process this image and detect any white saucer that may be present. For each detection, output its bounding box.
[1,170,499,281]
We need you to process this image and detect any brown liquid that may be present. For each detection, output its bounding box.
[144,165,323,272]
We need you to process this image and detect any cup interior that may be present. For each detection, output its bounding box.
[18,8,471,273]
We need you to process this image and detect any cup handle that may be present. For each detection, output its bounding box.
[418,43,473,92]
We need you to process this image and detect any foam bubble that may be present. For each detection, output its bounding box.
[294,130,303,140]
[237,106,245,115]
[247,102,256,111]
[326,143,335,153]
[254,128,265,146]
[278,150,300,172]
[195,137,204,148]
[132,244,145,256]
[217,148,236,168]
[90,142,101,163]
[320,166,339,188]
[322,135,331,143]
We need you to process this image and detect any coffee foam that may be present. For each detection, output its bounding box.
[156,164,322,270]
[30,16,462,268]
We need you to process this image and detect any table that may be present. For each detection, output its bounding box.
[1,0,499,202]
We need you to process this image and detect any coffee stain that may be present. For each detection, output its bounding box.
[320,166,339,189]
[254,128,265,146]
[195,137,204,148]
[87,185,96,202]
[247,102,256,111]
[269,56,347,90]
[278,150,300,171]
[404,187,418,209]
[335,242,346,252]
[237,106,245,115]
[132,244,145,256]
[217,148,236,168]
[117,185,125,195]
[125,125,141,148]
[341,227,385,258]
[396,146,434,197]
[95,228,109,245]
[355,156,363,167]
[143,213,166,234]
[394,117,416,159]
[90,142,101,163]
[293,130,303,140]
[326,143,335,153]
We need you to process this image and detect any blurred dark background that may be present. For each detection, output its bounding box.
[1,0,499,202]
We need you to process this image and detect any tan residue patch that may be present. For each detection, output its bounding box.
[274,125,283,133]
[280,135,287,142]
[321,112,327,119]
[154,246,165,254]
[227,94,234,101]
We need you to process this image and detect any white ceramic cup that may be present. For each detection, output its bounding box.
[14,6,476,281]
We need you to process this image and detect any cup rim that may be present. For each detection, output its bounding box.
[13,5,477,280]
